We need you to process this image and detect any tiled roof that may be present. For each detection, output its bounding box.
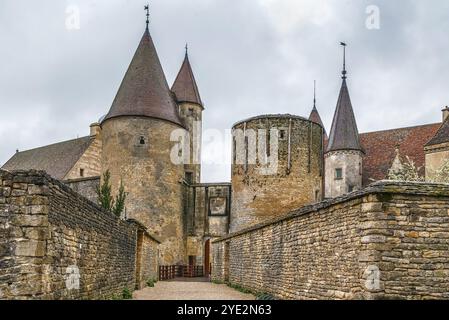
[327,79,362,152]
[171,52,203,107]
[425,118,449,147]
[2,136,93,180]
[102,27,184,127]
[360,123,440,186]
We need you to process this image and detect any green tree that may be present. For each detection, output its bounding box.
[97,170,127,217]
[113,179,127,217]
[97,170,114,211]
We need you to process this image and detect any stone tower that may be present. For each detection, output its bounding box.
[171,48,203,184]
[230,115,324,233]
[100,26,187,265]
[325,45,363,198]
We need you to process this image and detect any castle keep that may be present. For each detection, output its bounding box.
[3,17,449,300]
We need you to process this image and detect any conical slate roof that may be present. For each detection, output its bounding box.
[102,28,184,127]
[326,79,362,153]
[309,106,328,139]
[171,52,203,107]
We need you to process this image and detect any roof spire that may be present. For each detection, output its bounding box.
[172,47,203,107]
[340,42,347,79]
[144,4,150,29]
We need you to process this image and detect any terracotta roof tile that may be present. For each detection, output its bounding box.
[360,123,440,186]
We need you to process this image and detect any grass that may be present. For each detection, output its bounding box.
[146,278,157,288]
[211,279,276,300]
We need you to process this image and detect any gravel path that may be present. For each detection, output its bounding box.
[133,279,255,300]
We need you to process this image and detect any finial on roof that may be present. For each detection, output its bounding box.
[144,4,150,29]
[340,42,347,79]
[313,80,317,109]
[185,43,188,56]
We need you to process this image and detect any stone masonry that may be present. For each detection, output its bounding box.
[0,169,158,300]
[212,181,449,300]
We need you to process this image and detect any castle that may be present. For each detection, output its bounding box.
[3,20,449,276]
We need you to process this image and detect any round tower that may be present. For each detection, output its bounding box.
[101,26,187,265]
[230,114,324,233]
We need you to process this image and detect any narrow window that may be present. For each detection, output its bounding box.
[188,108,194,116]
[79,168,84,177]
[315,190,320,201]
[279,129,286,140]
[335,168,343,180]
[185,172,193,184]
[139,136,145,145]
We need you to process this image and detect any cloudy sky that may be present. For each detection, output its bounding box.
[1,0,448,182]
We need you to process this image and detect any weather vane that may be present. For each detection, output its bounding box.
[340,42,347,79]
[144,4,150,28]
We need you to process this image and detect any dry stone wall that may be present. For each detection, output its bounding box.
[212,181,449,300]
[0,169,158,300]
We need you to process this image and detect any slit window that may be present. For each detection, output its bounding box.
[79,169,84,177]
[139,136,146,145]
[279,130,286,140]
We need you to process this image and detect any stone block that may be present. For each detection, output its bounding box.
[15,240,46,257]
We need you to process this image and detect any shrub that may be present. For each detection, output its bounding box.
[122,288,133,300]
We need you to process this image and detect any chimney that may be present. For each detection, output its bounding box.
[442,106,449,122]
[90,122,101,137]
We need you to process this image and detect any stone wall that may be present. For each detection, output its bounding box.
[64,176,100,204]
[325,150,363,198]
[0,169,158,300]
[64,134,102,180]
[212,181,449,300]
[425,143,449,181]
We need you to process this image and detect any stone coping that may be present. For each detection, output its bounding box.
[63,176,100,183]
[0,169,161,243]
[213,180,449,243]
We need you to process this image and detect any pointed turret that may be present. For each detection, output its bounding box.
[308,81,328,139]
[324,42,363,198]
[102,27,184,127]
[171,48,203,108]
[326,78,361,152]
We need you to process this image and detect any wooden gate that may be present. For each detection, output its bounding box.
[158,265,204,281]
